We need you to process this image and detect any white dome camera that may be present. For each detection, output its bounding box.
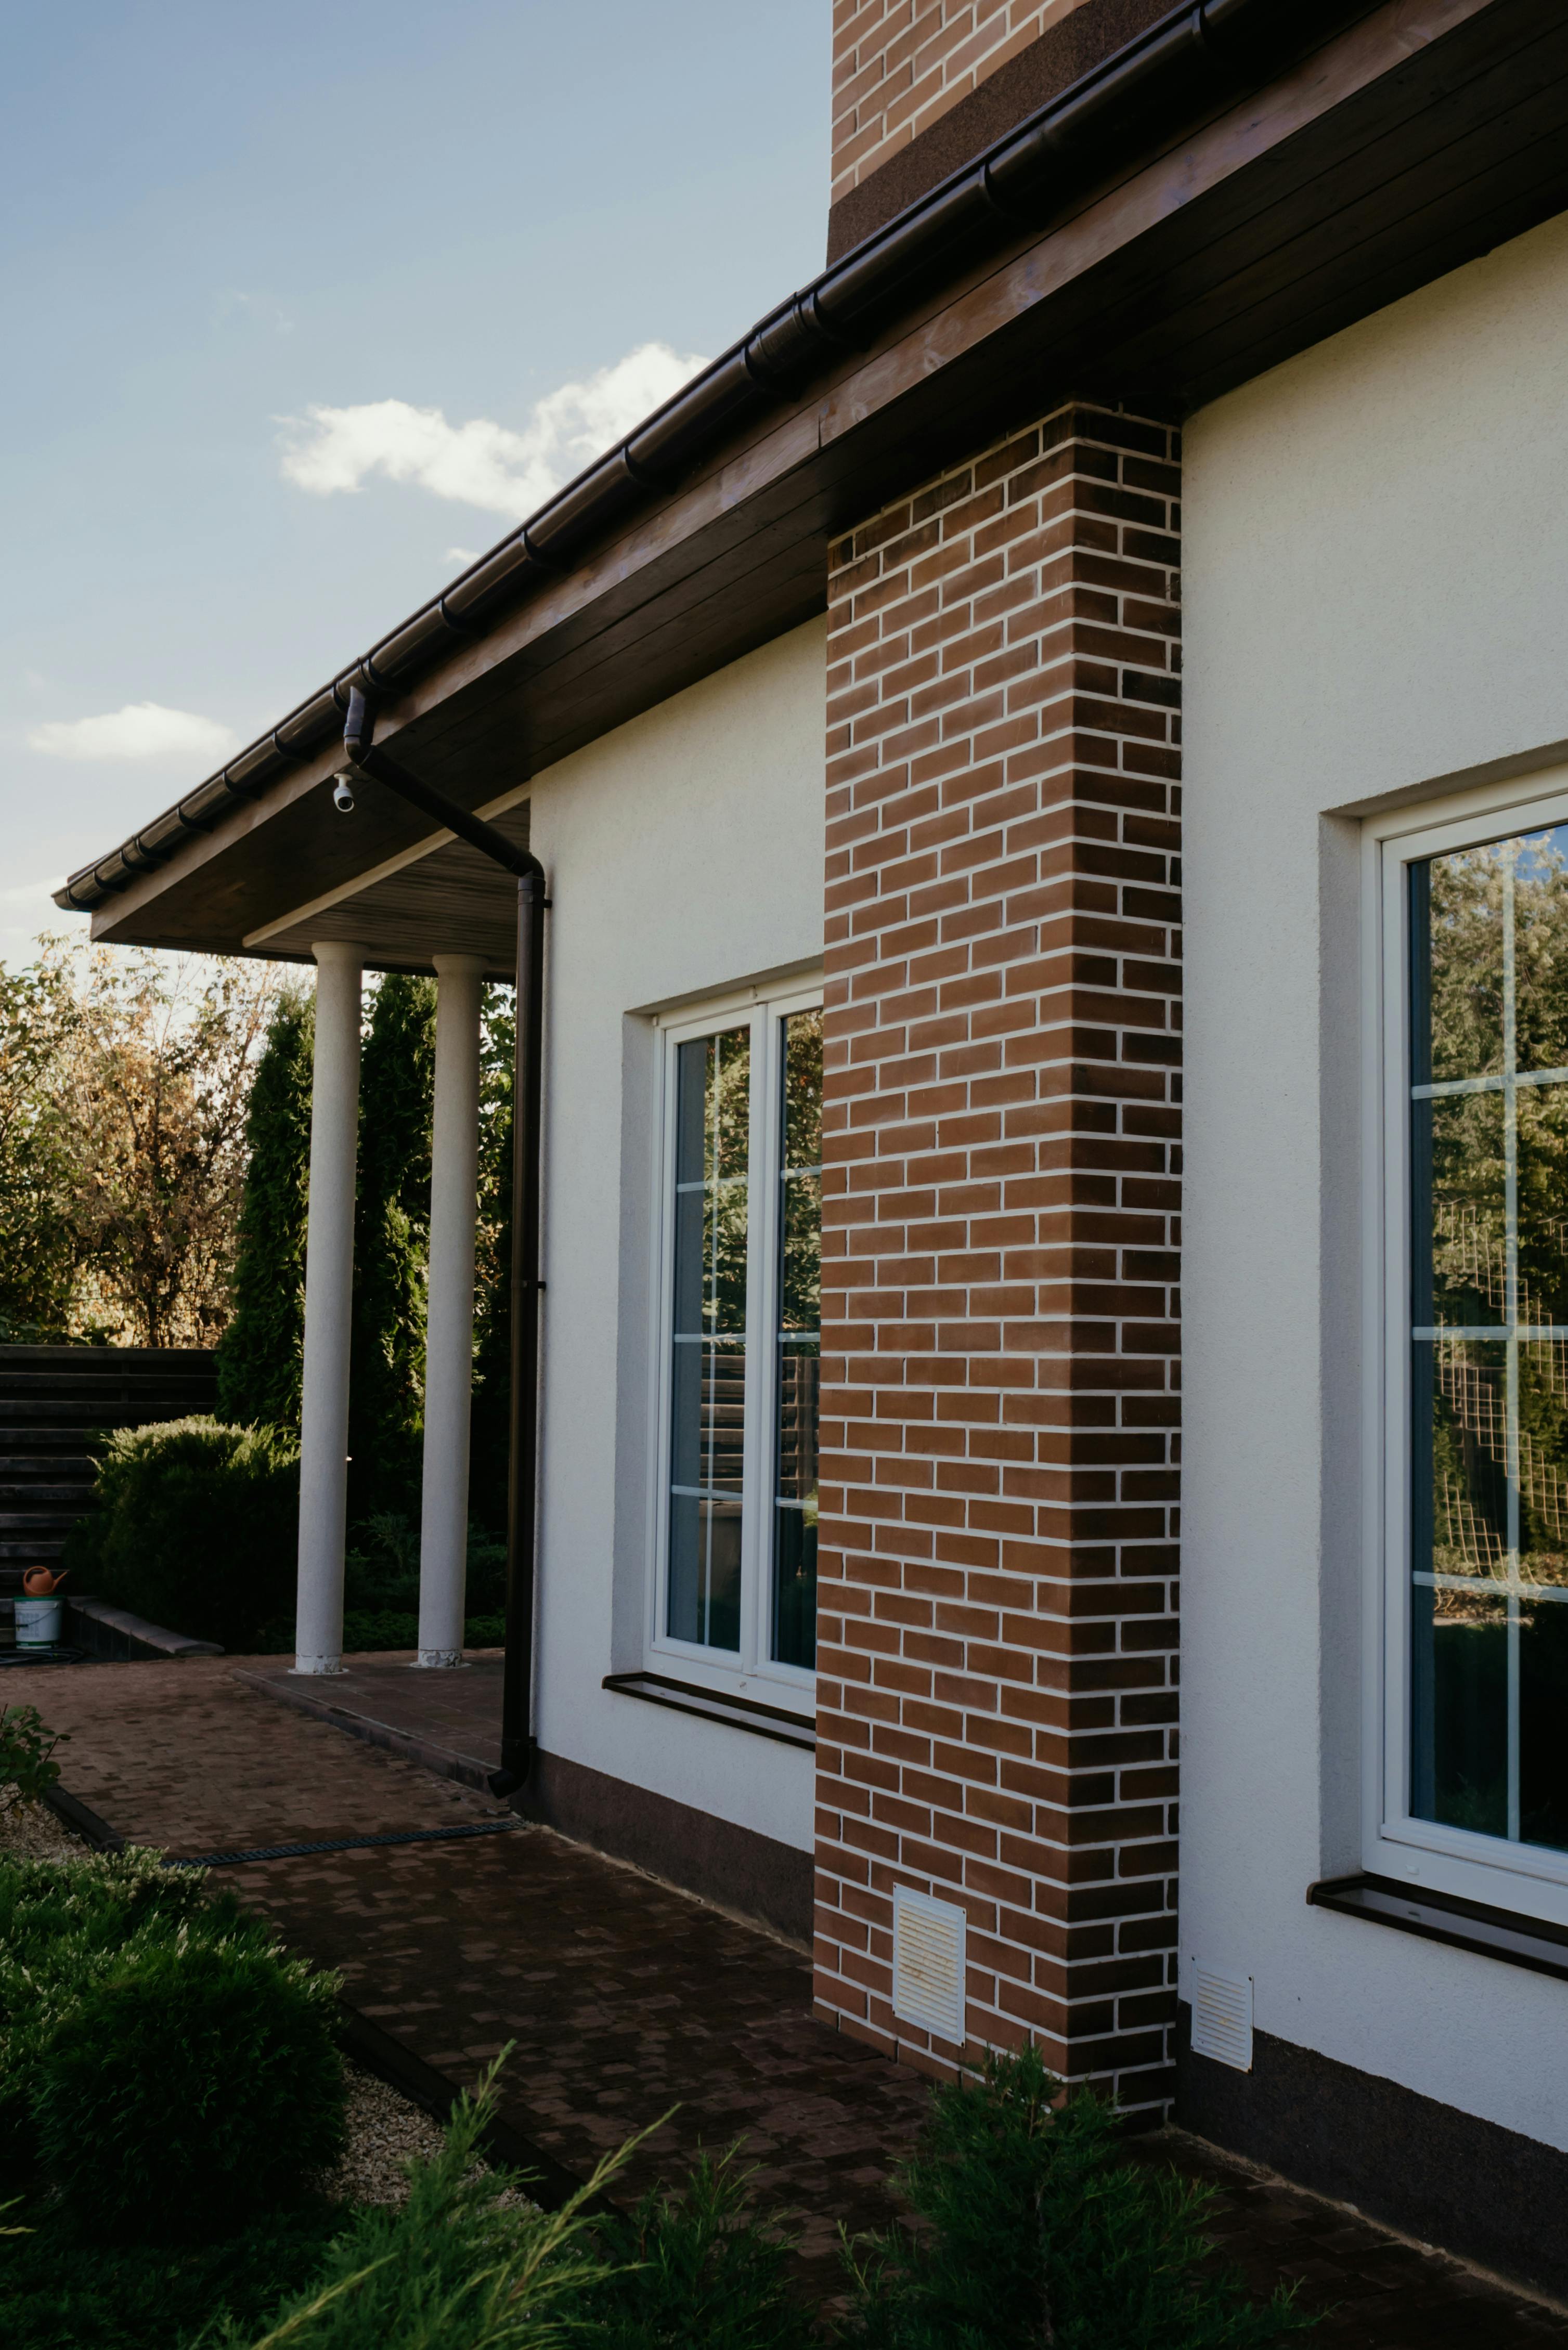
[332,773,356,813]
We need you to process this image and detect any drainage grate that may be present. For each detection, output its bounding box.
[167,1817,521,1869]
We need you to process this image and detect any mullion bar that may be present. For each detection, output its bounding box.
[1417,1570,1568,1602]
[1415,1066,1568,1099]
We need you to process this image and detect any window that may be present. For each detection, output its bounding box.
[1374,781,1568,1924]
[653,984,821,1698]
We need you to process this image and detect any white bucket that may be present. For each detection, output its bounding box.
[15,1597,63,1647]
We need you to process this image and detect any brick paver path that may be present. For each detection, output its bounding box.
[1137,2134,1568,2347]
[16,1655,1568,2334]
[19,1656,928,2295]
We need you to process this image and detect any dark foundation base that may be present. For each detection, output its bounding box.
[1176,2003,1568,2303]
[519,1747,813,1944]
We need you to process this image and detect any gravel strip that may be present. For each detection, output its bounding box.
[325,2064,449,2203]
[325,2062,537,2210]
[0,1798,83,1863]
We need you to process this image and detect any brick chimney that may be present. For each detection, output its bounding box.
[828,0,1174,262]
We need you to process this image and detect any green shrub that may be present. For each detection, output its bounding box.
[32,1929,345,2241]
[335,1612,506,1656]
[0,2198,344,2350]
[64,1417,300,1652]
[840,2045,1313,2350]
[581,2146,812,2348]
[0,1704,65,1811]
[223,2062,631,2350]
[0,1848,237,2182]
[0,1845,231,1969]
[344,1513,507,1617]
[0,1850,343,2238]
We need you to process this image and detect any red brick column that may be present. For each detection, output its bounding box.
[814,402,1182,2117]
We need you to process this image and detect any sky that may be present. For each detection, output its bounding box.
[0,1,828,962]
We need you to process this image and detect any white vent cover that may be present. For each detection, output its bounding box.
[892,1886,966,2046]
[1190,1962,1253,2071]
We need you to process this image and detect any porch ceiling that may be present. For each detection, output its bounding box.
[243,798,529,979]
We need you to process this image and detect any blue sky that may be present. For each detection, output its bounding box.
[0,1,828,958]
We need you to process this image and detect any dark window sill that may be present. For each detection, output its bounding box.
[1309,1871,1568,1985]
[602,1671,815,1750]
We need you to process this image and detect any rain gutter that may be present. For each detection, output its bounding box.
[56,0,1360,916]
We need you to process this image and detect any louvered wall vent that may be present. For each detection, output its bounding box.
[892,1886,966,2046]
[1189,1962,1253,2071]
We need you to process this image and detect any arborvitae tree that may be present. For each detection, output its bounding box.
[347,973,436,1522]
[215,993,313,1427]
[468,981,514,1533]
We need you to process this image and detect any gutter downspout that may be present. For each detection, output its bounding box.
[341,690,543,1796]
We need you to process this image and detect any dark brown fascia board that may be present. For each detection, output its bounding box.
[81,0,1568,957]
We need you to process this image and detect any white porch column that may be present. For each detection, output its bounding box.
[417,953,485,1666]
[294,941,364,1674]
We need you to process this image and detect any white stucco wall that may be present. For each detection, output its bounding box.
[1183,210,1568,2149]
[517,617,825,1855]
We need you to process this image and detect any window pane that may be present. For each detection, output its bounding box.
[667,1027,749,1652]
[1409,835,1568,1855]
[773,1009,822,1668]
[1420,1092,1504,1330]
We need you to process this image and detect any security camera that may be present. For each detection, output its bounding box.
[332,773,356,814]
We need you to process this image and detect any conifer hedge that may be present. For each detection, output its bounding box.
[215,993,313,1432]
[347,974,436,1521]
[214,973,513,1545]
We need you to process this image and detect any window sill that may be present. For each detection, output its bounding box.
[1308,1871,1568,1985]
[602,1671,814,1750]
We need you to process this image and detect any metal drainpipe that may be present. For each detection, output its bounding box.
[341,690,544,1795]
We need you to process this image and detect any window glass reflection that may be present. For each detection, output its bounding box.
[773,1009,821,1668]
[667,1027,748,1651]
[1410,830,1568,1852]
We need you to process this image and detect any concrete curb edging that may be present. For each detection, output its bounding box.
[43,1781,124,1850]
[335,2002,611,2216]
[69,1596,224,1661]
[230,1666,496,1794]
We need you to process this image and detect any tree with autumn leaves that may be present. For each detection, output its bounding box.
[0,941,279,1347]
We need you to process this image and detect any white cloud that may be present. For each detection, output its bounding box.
[445,547,482,566]
[27,703,240,764]
[277,342,708,522]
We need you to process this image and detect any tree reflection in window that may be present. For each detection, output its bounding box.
[1411,830,1568,1850]
[772,1009,821,1668]
[667,1025,749,1650]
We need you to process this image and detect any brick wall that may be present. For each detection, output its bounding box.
[832,0,1096,208]
[814,401,1182,2116]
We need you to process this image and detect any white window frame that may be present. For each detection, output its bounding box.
[644,976,822,1708]
[1365,761,1568,1927]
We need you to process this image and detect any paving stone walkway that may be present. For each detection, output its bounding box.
[16,1654,1568,2335]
